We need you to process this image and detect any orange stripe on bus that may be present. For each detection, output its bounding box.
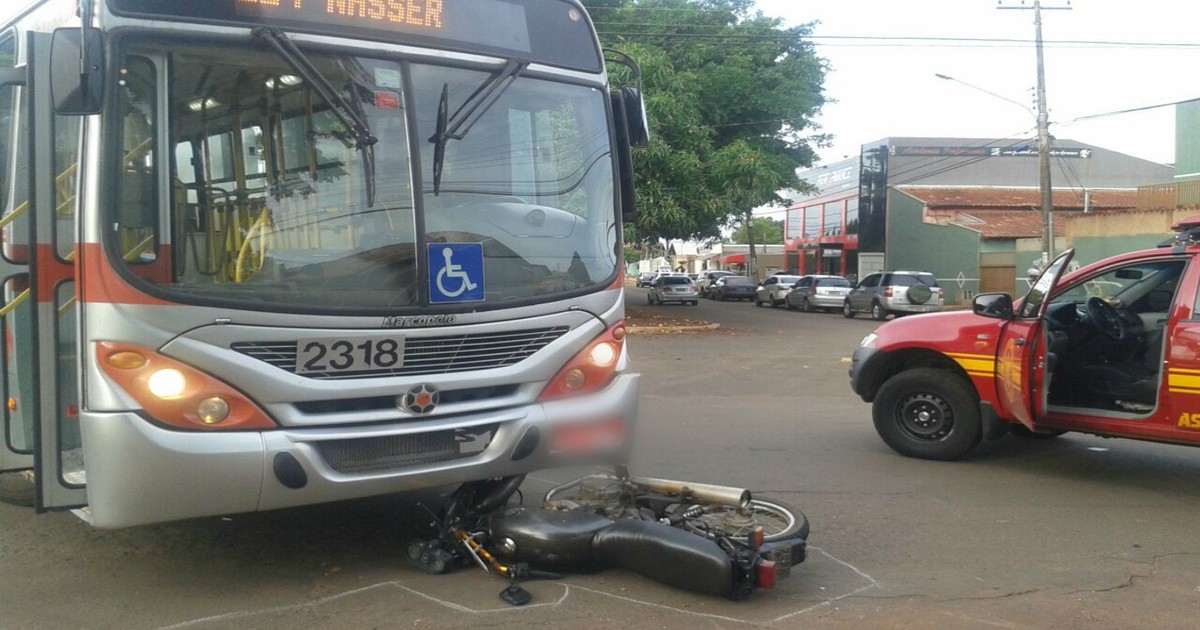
[78,242,174,306]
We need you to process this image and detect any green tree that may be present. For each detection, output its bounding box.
[730,217,784,245]
[587,0,826,245]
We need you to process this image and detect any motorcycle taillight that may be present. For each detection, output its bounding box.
[756,559,778,589]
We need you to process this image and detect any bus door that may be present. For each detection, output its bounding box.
[0,33,86,510]
[0,32,31,474]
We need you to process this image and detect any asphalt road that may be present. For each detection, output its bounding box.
[3,289,1200,629]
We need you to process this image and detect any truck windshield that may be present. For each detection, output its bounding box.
[108,38,618,311]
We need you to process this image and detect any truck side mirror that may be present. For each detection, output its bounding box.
[973,292,1014,319]
[50,27,105,115]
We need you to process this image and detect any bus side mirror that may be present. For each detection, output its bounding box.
[610,88,639,224]
[973,292,1014,319]
[619,86,650,148]
[50,27,105,115]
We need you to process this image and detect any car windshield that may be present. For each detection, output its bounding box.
[816,278,851,287]
[774,275,801,284]
[109,38,617,312]
[662,276,692,285]
[725,277,753,286]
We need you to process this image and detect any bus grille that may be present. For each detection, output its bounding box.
[232,326,568,379]
[314,424,496,474]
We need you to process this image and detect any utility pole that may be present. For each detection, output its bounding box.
[745,208,758,282]
[999,0,1071,266]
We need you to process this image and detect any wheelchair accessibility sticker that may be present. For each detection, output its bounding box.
[428,243,485,303]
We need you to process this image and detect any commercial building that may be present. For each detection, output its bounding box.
[784,137,1172,304]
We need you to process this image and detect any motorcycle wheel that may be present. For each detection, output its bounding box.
[674,498,808,542]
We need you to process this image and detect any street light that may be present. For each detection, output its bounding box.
[934,73,1033,117]
[935,71,1054,263]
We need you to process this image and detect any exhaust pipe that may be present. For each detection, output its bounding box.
[626,475,751,508]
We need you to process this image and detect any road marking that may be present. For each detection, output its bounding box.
[156,546,880,629]
[769,546,881,623]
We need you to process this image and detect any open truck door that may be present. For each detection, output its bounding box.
[0,32,87,511]
[994,250,1074,431]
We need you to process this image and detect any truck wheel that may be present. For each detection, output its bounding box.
[871,302,888,321]
[873,368,982,460]
[842,300,855,318]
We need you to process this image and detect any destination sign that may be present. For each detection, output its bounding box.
[108,0,602,72]
[235,1,445,31]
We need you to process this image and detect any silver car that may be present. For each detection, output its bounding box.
[754,274,801,307]
[648,275,699,305]
[695,270,733,297]
[785,275,852,312]
[842,271,942,320]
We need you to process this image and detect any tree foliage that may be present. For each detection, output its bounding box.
[730,217,784,245]
[585,0,827,244]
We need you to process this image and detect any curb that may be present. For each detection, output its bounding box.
[627,323,721,334]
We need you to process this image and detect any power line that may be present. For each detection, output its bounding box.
[594,28,1200,49]
[1064,95,1200,123]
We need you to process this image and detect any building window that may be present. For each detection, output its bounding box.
[786,208,802,239]
[846,197,859,235]
[823,201,842,236]
[804,206,820,238]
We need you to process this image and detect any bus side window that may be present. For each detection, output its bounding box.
[0,33,12,217]
[1,31,25,266]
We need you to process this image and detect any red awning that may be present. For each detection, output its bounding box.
[721,253,746,264]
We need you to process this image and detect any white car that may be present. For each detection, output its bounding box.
[648,275,699,305]
[754,275,801,307]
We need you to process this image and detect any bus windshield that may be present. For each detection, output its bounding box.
[110,38,618,311]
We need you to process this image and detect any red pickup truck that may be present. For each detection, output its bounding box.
[850,219,1200,460]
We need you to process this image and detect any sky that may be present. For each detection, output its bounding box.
[752,0,1200,169]
[5,2,1192,166]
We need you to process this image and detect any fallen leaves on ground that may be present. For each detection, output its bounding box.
[625,305,713,330]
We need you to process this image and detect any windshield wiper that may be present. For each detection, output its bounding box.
[253,28,378,206]
[429,59,529,195]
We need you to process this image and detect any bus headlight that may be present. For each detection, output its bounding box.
[147,369,186,399]
[539,322,626,401]
[588,341,618,367]
[97,341,276,431]
[197,397,231,424]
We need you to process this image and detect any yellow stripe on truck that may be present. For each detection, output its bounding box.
[947,352,995,376]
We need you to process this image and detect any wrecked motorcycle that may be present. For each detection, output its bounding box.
[408,466,808,603]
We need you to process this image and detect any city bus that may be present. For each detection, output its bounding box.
[0,0,648,528]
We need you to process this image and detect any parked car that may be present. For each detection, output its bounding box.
[636,272,657,288]
[648,275,699,305]
[785,275,853,312]
[754,274,801,307]
[709,275,756,301]
[696,270,733,296]
[843,271,942,320]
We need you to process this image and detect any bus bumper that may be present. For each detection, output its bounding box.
[80,372,640,528]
